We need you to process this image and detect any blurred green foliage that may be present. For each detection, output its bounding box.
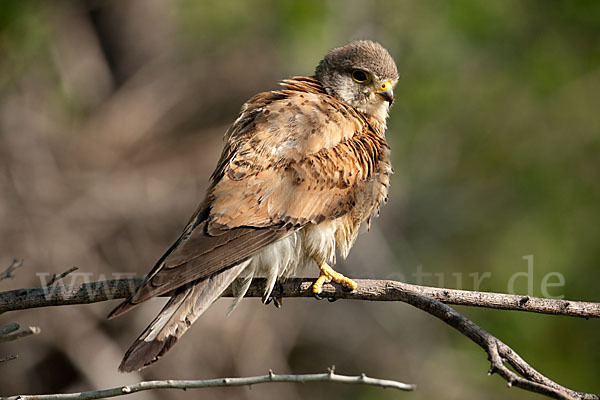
[1,0,599,398]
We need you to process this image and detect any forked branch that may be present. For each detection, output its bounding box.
[1,277,598,399]
[402,291,597,400]
[0,260,23,281]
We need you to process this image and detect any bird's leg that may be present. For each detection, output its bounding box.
[312,256,357,296]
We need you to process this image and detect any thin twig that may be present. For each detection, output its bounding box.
[0,326,40,343]
[0,322,38,364]
[0,322,20,335]
[0,355,17,363]
[0,259,23,281]
[0,368,415,400]
[45,267,79,286]
[0,278,598,319]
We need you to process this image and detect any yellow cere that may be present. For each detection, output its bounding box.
[379,81,392,92]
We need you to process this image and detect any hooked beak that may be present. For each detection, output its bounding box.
[375,81,394,104]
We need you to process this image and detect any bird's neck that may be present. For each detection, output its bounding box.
[366,115,388,137]
[357,103,389,135]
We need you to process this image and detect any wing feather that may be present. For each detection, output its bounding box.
[108,222,290,318]
[209,77,387,230]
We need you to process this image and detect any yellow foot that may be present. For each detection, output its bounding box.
[312,259,357,295]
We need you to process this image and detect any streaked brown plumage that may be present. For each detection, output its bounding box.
[109,40,399,372]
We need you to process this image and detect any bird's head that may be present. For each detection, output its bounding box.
[314,40,399,122]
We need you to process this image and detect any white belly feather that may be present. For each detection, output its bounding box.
[227,215,363,312]
[228,154,391,311]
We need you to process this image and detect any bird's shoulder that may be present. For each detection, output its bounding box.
[207,76,389,229]
[213,77,378,181]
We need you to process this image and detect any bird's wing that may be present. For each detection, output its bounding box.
[107,215,291,318]
[108,78,387,318]
[209,77,389,228]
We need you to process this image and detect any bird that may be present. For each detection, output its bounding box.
[108,40,399,372]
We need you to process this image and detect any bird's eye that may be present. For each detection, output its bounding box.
[351,70,371,84]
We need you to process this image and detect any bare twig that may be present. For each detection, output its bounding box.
[0,322,38,363]
[0,368,415,400]
[0,325,41,343]
[0,278,598,319]
[0,259,23,281]
[0,355,17,363]
[0,322,20,335]
[45,267,79,286]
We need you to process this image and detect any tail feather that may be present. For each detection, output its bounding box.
[118,261,249,372]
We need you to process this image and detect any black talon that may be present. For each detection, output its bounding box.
[327,297,337,302]
[263,295,282,308]
[313,292,324,300]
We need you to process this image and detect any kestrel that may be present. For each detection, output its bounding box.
[109,40,399,372]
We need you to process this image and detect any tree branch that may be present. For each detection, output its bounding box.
[1,277,598,399]
[1,278,598,319]
[0,368,415,400]
[403,291,597,400]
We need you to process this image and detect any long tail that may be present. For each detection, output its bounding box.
[118,261,249,372]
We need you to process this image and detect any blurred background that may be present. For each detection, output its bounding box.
[1,0,599,399]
